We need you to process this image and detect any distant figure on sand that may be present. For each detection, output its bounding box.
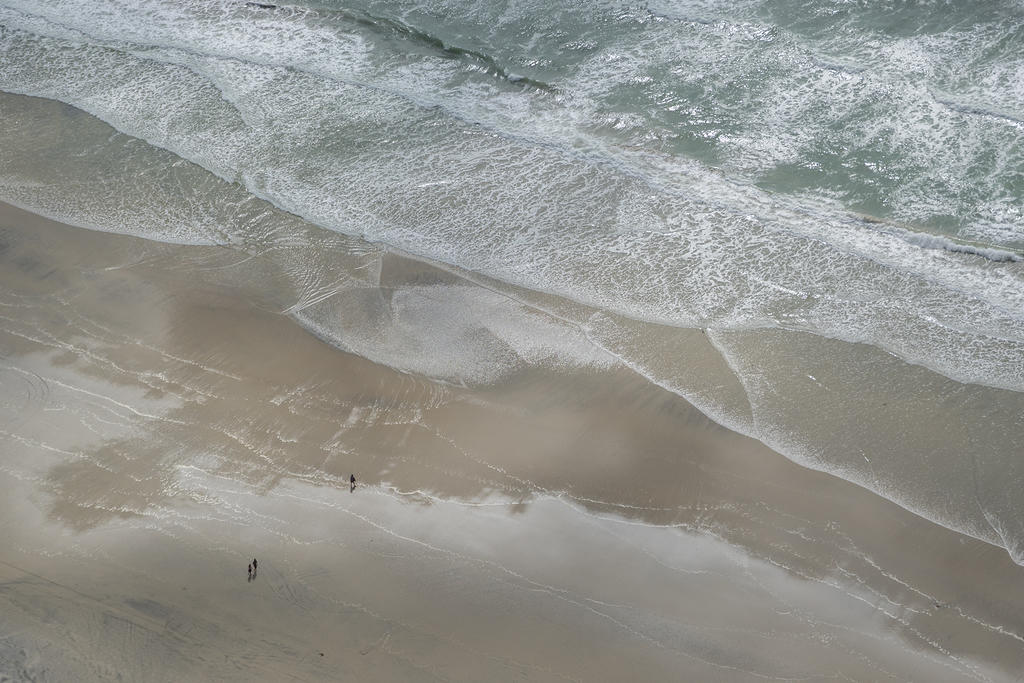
[252,558,258,574]
[350,473,356,492]
[248,563,252,580]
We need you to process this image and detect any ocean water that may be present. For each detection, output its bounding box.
[0,1,1022,559]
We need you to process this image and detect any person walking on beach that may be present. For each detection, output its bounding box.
[248,563,252,581]
[252,558,258,575]
[350,473,356,492]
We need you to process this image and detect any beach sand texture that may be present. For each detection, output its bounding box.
[2,202,1024,681]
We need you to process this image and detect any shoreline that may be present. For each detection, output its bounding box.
[2,200,1024,680]
[2,87,1022,572]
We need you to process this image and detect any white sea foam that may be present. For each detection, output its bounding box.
[294,283,615,385]
[891,229,1021,263]
[0,11,1021,392]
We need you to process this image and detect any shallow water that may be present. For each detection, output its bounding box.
[0,0,1022,565]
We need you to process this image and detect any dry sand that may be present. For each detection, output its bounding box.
[1,201,1024,681]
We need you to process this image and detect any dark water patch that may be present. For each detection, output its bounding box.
[278,4,557,92]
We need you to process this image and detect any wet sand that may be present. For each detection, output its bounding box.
[2,200,1024,681]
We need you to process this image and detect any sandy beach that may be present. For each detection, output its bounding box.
[3,0,1024,677]
[1,200,1023,681]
